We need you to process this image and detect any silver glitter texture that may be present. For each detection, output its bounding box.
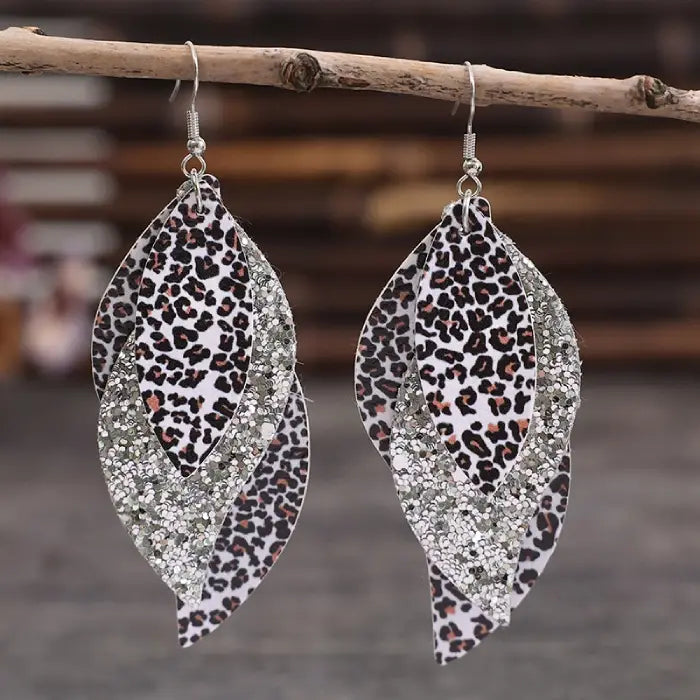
[390,202,580,625]
[97,228,296,606]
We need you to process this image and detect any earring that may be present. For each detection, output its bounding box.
[355,62,580,664]
[92,42,309,647]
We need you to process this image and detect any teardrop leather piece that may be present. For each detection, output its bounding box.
[134,183,254,475]
[414,199,536,496]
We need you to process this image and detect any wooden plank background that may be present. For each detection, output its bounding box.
[0,1,699,372]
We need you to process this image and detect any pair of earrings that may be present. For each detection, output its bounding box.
[92,47,581,665]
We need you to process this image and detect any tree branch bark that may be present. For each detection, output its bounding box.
[1,26,698,122]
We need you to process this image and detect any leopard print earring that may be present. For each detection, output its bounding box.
[354,62,581,664]
[92,42,309,647]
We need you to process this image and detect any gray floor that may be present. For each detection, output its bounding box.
[1,373,699,700]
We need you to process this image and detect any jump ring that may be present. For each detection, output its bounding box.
[188,168,204,212]
[457,173,482,198]
[181,153,206,178]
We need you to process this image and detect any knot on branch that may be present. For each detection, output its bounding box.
[638,75,678,109]
[280,52,322,92]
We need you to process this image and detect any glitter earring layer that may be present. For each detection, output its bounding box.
[92,42,309,648]
[354,62,580,664]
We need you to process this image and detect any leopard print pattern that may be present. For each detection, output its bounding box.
[177,377,309,647]
[429,562,494,663]
[354,201,572,664]
[415,199,536,495]
[134,182,254,474]
[431,450,571,665]
[354,236,433,462]
[511,452,570,603]
[92,174,221,400]
[92,197,178,397]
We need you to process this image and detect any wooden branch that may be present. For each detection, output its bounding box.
[0,26,699,122]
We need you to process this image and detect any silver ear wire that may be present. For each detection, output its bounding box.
[171,41,206,210]
[453,61,483,230]
[169,41,199,111]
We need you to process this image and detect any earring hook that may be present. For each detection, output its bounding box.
[451,60,477,136]
[453,61,483,230]
[169,40,200,113]
[170,41,206,211]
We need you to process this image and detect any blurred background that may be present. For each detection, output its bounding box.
[0,2,699,699]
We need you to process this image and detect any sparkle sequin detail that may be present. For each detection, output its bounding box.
[97,228,295,606]
[390,206,580,624]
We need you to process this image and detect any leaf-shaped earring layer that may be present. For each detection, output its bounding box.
[414,199,536,495]
[94,175,308,633]
[431,451,571,664]
[354,196,580,663]
[92,190,181,396]
[355,237,433,451]
[177,376,309,647]
[134,190,253,474]
[92,174,224,400]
